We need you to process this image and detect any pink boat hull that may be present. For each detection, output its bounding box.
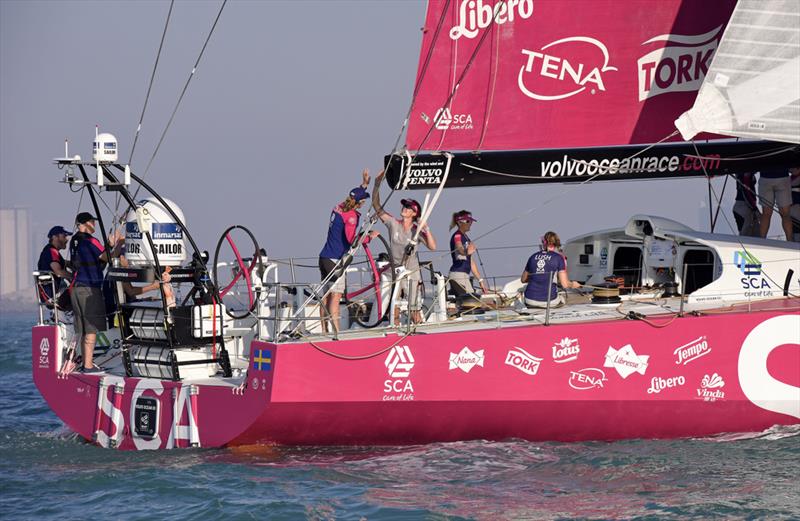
[33,300,800,449]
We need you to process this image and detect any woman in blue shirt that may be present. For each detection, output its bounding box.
[521,231,581,308]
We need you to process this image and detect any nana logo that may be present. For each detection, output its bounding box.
[569,368,607,390]
[449,0,534,40]
[433,108,473,131]
[38,337,50,368]
[638,26,722,101]
[505,347,542,376]
[383,346,415,400]
[449,346,485,373]
[518,36,617,101]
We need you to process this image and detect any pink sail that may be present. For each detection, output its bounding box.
[406,0,735,152]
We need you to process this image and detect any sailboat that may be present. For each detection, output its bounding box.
[32,0,799,450]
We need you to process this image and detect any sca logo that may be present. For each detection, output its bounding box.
[383,346,415,400]
[518,36,617,101]
[434,108,473,131]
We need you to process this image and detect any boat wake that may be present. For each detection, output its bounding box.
[697,423,800,442]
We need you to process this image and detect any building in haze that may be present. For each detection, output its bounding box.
[0,207,32,297]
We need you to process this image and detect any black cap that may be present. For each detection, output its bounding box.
[75,212,97,224]
[47,225,73,238]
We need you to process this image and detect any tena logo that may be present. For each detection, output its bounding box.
[449,346,485,373]
[433,108,473,131]
[38,337,50,368]
[504,347,542,376]
[604,344,649,378]
[552,337,580,363]
[637,25,722,101]
[383,346,415,400]
[518,37,617,101]
[696,372,725,402]
[673,335,711,365]
[449,0,534,41]
[569,368,607,390]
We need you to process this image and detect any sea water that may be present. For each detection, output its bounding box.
[1,312,798,520]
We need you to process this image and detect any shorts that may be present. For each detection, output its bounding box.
[758,176,792,209]
[399,271,422,311]
[525,294,565,309]
[449,271,474,295]
[319,257,346,295]
[71,285,107,336]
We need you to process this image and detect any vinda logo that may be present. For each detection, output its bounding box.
[518,37,617,101]
[637,25,722,101]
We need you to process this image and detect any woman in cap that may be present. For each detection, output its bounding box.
[373,170,436,324]
[448,210,489,295]
[318,169,372,334]
[520,231,581,308]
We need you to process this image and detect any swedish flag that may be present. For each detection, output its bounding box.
[253,349,272,371]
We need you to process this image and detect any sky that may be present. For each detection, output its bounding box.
[0,0,751,281]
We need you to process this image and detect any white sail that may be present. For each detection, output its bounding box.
[675,0,800,144]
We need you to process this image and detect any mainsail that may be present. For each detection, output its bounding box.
[676,0,800,144]
[387,0,799,190]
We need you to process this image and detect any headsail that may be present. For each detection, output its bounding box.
[676,0,800,144]
[388,0,799,190]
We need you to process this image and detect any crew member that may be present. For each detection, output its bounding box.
[448,210,489,295]
[318,169,373,335]
[69,212,120,373]
[790,167,800,242]
[36,225,72,308]
[758,168,793,240]
[732,172,760,237]
[521,231,581,308]
[373,170,436,324]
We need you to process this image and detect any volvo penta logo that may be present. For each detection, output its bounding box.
[518,36,617,101]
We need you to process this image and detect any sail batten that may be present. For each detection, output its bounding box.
[676,0,800,144]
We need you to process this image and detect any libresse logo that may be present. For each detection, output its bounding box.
[449,0,534,41]
[518,37,617,101]
[604,344,649,378]
[637,26,723,101]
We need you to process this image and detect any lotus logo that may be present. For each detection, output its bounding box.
[385,346,415,378]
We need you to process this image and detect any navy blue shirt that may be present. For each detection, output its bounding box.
[759,169,788,179]
[37,244,66,298]
[69,232,105,287]
[523,250,566,301]
[449,230,472,274]
[319,205,360,260]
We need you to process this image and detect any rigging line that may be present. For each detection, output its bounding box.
[476,15,500,150]
[115,0,175,220]
[133,0,228,200]
[711,173,730,231]
[306,332,411,361]
[691,141,799,297]
[685,145,796,161]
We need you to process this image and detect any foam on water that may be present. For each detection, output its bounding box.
[1,312,798,520]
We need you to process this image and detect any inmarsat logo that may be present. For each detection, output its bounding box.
[383,346,415,400]
[38,337,50,368]
[637,25,723,101]
[434,108,473,131]
[518,37,617,101]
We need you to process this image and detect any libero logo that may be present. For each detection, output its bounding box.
[434,108,474,131]
[449,0,534,40]
[540,152,721,179]
[518,37,617,101]
[637,25,723,101]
